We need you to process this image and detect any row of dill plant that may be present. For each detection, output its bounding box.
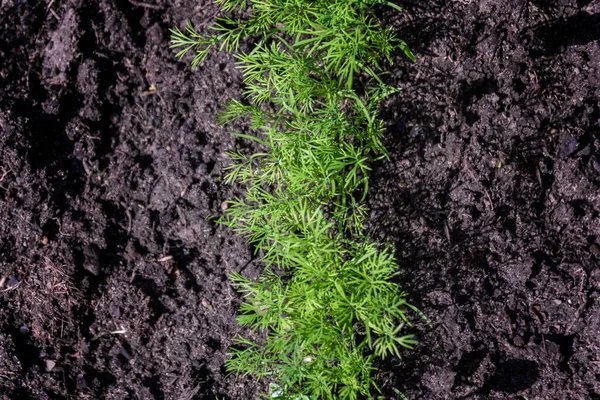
[171,1,422,398]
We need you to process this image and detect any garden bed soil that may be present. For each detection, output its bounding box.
[0,0,599,399]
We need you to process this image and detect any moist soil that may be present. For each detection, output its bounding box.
[0,0,599,399]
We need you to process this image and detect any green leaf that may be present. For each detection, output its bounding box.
[399,40,416,62]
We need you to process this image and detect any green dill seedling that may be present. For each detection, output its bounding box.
[171,0,415,86]
[171,0,422,398]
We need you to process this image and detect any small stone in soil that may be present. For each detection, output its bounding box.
[566,136,578,155]
[83,244,100,275]
[76,373,86,390]
[512,336,525,347]
[45,360,56,372]
[593,157,600,172]
[7,276,19,288]
[109,304,121,318]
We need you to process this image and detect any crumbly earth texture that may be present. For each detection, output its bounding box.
[0,0,599,399]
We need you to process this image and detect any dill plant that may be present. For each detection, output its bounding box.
[171,1,420,398]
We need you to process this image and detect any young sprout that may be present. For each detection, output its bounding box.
[171,0,423,398]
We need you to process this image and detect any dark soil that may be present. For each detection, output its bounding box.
[0,0,598,399]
